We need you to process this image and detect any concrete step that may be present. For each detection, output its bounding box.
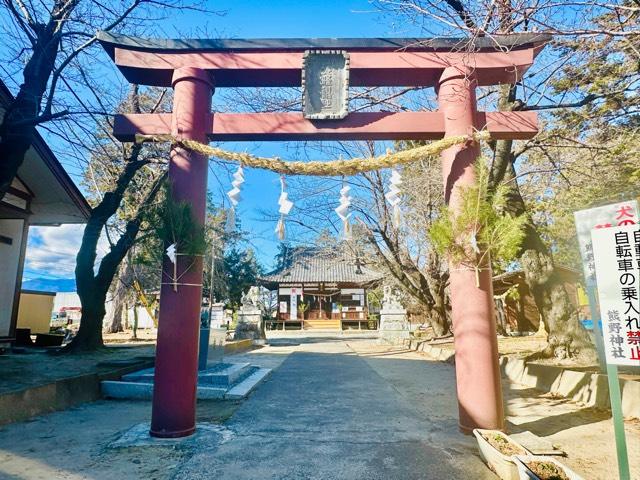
[121,363,252,387]
[302,319,341,330]
[101,381,153,400]
[202,363,251,387]
[121,367,154,383]
[102,363,271,401]
[101,381,228,400]
[225,368,272,400]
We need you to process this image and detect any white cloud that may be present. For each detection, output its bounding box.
[25,224,110,278]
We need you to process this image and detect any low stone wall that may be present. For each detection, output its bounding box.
[224,339,255,355]
[0,361,153,426]
[499,356,640,419]
[0,339,259,426]
[403,338,455,363]
[403,338,640,419]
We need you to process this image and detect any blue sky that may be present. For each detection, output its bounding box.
[23,0,425,282]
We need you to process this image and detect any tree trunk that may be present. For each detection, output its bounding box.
[426,309,449,337]
[425,273,451,337]
[68,291,107,352]
[486,78,595,359]
[108,300,124,334]
[132,305,139,340]
[494,298,509,336]
[503,161,595,359]
[0,121,37,201]
[63,156,163,353]
[68,225,132,352]
[520,235,595,359]
[68,212,107,352]
[124,302,130,330]
[106,254,133,333]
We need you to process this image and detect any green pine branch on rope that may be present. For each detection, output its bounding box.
[152,183,208,259]
[429,158,526,285]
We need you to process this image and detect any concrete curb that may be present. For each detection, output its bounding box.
[402,338,456,363]
[0,360,154,426]
[224,367,272,400]
[499,356,640,419]
[402,338,640,419]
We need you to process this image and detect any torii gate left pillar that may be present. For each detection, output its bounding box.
[150,67,213,438]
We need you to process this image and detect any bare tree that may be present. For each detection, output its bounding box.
[0,0,206,198]
[67,85,169,351]
[0,0,222,204]
[355,154,452,337]
[371,0,639,359]
[0,0,221,351]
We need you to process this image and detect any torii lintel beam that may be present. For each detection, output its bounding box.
[98,32,551,88]
[113,111,538,142]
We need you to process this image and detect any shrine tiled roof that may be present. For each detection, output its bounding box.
[259,247,383,288]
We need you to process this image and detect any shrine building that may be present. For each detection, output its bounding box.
[259,247,383,331]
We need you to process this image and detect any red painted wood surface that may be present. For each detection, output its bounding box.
[438,65,504,433]
[112,48,536,87]
[149,67,213,439]
[114,111,538,142]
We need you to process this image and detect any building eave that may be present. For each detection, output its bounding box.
[0,80,91,223]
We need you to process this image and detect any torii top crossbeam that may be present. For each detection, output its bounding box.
[99,32,548,142]
[98,32,549,88]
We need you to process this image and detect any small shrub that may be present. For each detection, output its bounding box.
[525,460,569,480]
[481,432,525,456]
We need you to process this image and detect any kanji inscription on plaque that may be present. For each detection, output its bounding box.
[302,50,350,119]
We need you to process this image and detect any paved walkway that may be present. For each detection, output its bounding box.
[6,335,633,479]
[176,336,494,480]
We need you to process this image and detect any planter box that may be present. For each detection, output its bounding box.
[513,455,584,480]
[474,429,529,480]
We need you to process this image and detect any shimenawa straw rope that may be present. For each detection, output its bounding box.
[134,131,490,176]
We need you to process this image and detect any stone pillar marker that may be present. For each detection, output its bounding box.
[150,67,214,438]
[379,285,410,342]
[437,65,504,433]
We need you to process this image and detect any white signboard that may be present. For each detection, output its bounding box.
[591,224,640,366]
[290,287,299,320]
[279,301,287,314]
[575,200,639,285]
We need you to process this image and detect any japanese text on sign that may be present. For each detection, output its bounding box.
[592,224,640,366]
[575,201,639,285]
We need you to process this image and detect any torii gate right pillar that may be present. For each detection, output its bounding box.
[438,65,505,433]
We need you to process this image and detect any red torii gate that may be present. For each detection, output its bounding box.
[98,32,548,438]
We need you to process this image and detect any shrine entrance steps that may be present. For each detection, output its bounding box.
[303,318,341,330]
